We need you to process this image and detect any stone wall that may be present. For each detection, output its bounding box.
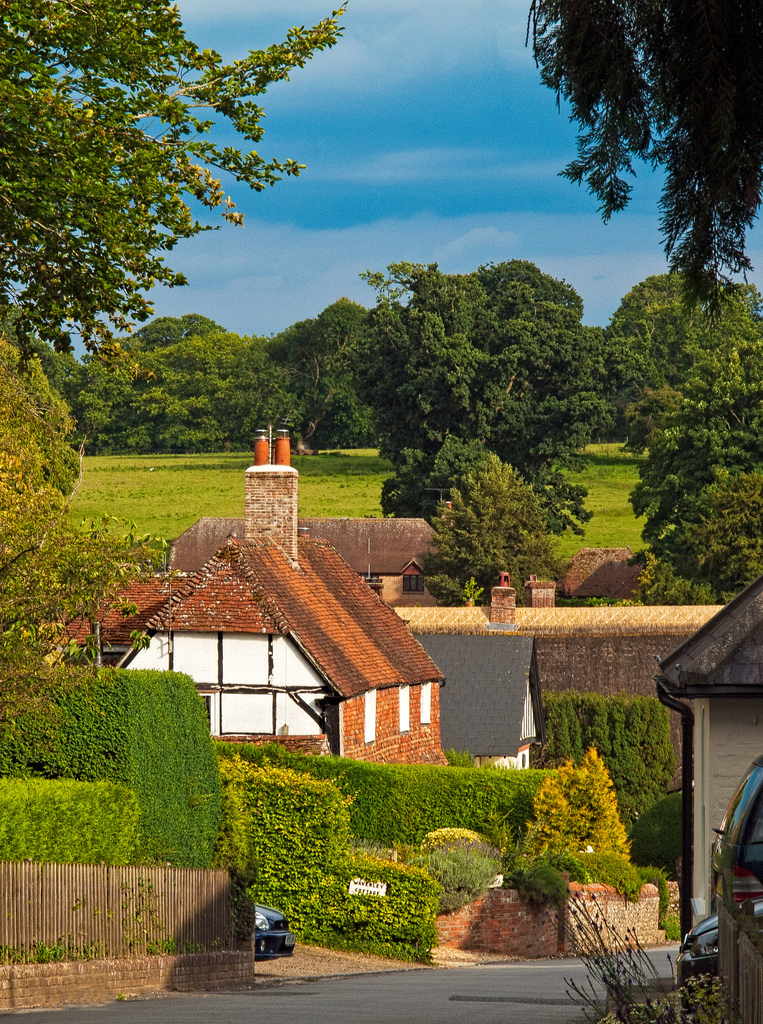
[436,883,660,957]
[0,951,253,1013]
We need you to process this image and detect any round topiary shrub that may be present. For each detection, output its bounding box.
[629,791,682,878]
[421,827,486,851]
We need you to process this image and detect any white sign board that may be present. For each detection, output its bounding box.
[348,878,387,897]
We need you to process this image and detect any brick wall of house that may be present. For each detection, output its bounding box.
[0,952,253,1012]
[437,889,560,957]
[341,683,446,764]
[380,574,437,608]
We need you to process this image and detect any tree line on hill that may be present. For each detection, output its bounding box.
[9,259,763,609]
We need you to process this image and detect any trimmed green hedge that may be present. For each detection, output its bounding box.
[629,791,682,879]
[0,778,140,864]
[216,742,552,845]
[533,693,676,827]
[0,668,221,867]
[215,757,440,961]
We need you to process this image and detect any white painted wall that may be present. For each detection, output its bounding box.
[222,633,269,686]
[694,697,763,917]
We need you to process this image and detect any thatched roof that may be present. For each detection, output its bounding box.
[399,605,721,637]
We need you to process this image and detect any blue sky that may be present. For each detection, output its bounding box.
[148,0,759,335]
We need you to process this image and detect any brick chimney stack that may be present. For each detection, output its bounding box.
[489,571,516,629]
[245,428,298,562]
[524,574,556,608]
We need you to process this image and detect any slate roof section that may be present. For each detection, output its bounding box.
[415,633,543,756]
[124,537,443,699]
[170,516,435,576]
[572,561,643,600]
[298,518,435,575]
[657,574,763,697]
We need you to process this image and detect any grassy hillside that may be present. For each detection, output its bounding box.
[70,445,645,552]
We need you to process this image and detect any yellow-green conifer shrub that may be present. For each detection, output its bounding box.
[528,748,630,858]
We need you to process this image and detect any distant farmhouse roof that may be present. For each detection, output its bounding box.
[415,633,544,757]
[130,537,443,699]
[169,516,435,576]
[559,547,633,596]
[572,560,643,600]
[401,605,721,637]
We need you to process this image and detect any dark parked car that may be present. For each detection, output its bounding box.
[676,914,718,984]
[254,904,296,960]
[713,754,763,910]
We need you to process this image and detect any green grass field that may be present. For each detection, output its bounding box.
[70,444,646,552]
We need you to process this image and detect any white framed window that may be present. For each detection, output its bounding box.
[420,682,431,725]
[364,689,376,743]
[399,684,410,733]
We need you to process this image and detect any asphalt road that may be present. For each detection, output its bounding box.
[11,949,678,1024]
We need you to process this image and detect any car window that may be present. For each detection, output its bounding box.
[722,765,763,844]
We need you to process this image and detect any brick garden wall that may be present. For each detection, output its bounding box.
[341,683,446,764]
[436,883,660,957]
[0,951,253,1012]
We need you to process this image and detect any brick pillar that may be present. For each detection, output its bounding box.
[244,465,299,562]
[524,575,556,608]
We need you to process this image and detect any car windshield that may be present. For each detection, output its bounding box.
[721,764,763,844]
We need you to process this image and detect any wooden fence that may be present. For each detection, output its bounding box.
[0,862,231,959]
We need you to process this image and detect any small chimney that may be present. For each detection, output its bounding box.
[524,575,556,608]
[489,572,516,628]
[245,428,299,562]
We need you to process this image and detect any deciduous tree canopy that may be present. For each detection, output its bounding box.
[1,0,344,357]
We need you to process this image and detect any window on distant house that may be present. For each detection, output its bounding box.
[364,689,376,743]
[399,684,410,733]
[403,574,424,592]
[420,682,431,725]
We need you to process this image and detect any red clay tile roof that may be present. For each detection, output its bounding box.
[572,561,643,600]
[170,516,436,576]
[146,546,283,634]
[559,547,633,596]
[68,577,173,644]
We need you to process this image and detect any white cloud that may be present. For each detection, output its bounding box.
[146,210,671,335]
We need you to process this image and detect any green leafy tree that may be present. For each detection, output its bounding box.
[359,260,619,529]
[1,0,344,356]
[631,295,763,577]
[528,0,763,302]
[424,455,563,606]
[0,338,161,707]
[267,298,376,450]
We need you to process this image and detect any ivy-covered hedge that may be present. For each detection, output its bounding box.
[215,756,440,961]
[0,668,221,867]
[532,693,676,826]
[0,778,140,864]
[216,742,552,845]
[629,791,682,878]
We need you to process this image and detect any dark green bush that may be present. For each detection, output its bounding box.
[216,742,552,845]
[533,693,676,827]
[580,852,644,901]
[215,756,440,961]
[0,778,140,864]
[0,668,221,867]
[629,791,682,879]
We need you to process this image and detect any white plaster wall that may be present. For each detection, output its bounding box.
[173,632,219,684]
[222,693,273,734]
[129,632,172,671]
[271,635,325,690]
[222,633,269,686]
[274,691,322,735]
[694,697,763,913]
